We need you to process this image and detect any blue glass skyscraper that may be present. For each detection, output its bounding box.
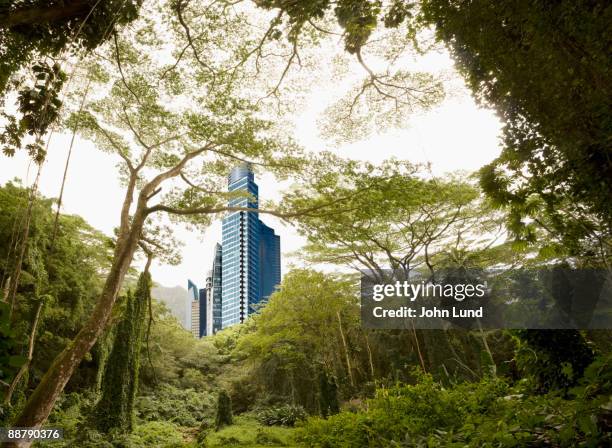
[198,288,207,338]
[221,164,260,326]
[187,279,199,337]
[220,164,281,328]
[259,222,281,302]
[206,243,223,334]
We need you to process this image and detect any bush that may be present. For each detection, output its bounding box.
[45,421,185,448]
[297,372,484,447]
[125,421,185,447]
[297,364,612,447]
[514,330,594,393]
[256,404,307,427]
[254,427,285,445]
[203,415,297,447]
[136,384,214,427]
[215,390,233,430]
[229,375,259,413]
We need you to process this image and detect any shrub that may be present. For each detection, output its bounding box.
[50,421,185,448]
[297,364,612,447]
[136,384,214,427]
[203,415,297,448]
[215,390,233,430]
[514,330,594,393]
[297,372,481,446]
[254,427,285,445]
[129,421,185,447]
[256,404,307,427]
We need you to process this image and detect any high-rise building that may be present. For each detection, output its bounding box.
[205,273,213,335]
[183,280,199,331]
[198,288,207,338]
[205,243,223,335]
[191,301,200,338]
[259,222,281,302]
[220,164,281,329]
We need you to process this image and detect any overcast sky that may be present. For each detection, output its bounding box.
[0,45,502,289]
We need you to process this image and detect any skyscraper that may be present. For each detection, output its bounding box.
[198,288,207,338]
[220,164,281,329]
[259,222,281,302]
[205,243,223,335]
[191,300,200,338]
[187,279,199,336]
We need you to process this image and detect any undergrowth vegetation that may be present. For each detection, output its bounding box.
[297,357,612,447]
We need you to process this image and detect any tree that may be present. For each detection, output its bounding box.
[250,0,611,264]
[0,181,111,418]
[0,0,143,95]
[318,371,340,418]
[288,162,515,377]
[214,390,233,430]
[291,161,506,281]
[415,1,611,260]
[514,329,594,394]
[236,269,364,411]
[95,270,150,433]
[164,0,445,144]
[6,4,353,439]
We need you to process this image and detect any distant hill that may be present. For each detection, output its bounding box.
[152,284,188,329]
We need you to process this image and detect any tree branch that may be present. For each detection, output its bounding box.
[93,121,135,172]
[174,0,217,83]
[145,198,357,220]
[139,144,212,198]
[113,31,143,106]
[179,171,226,195]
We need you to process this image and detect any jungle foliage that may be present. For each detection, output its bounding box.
[0,183,610,447]
[0,181,112,411]
[253,0,612,266]
[94,271,150,433]
[0,0,143,95]
[0,1,610,447]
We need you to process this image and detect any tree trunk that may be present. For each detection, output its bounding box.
[7,211,145,447]
[411,323,427,372]
[336,311,355,388]
[4,301,43,406]
[364,331,375,379]
[477,320,497,378]
[2,276,10,302]
[7,164,43,320]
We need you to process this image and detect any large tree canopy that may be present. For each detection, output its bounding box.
[5,2,361,433]
[287,160,508,279]
[423,0,611,261]
[251,0,611,264]
[0,0,143,94]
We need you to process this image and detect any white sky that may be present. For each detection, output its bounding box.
[0,46,502,290]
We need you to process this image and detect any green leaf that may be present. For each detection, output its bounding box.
[8,355,27,368]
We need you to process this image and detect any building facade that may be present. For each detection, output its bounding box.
[259,222,281,303]
[221,164,260,327]
[184,164,281,336]
[191,300,200,338]
[183,280,199,331]
[198,288,207,338]
[205,243,223,335]
[187,279,199,337]
[220,164,281,329]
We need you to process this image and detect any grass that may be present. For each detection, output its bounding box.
[203,415,300,447]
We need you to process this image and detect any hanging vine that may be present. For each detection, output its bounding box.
[94,266,151,432]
